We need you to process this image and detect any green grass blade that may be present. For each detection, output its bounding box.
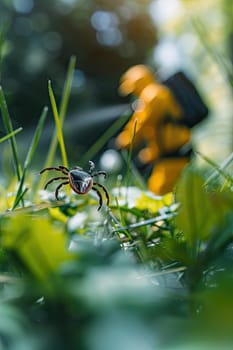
[0,127,23,144]
[197,151,233,185]
[12,188,28,211]
[48,80,68,168]
[121,150,146,190]
[12,106,48,209]
[0,86,21,180]
[111,212,174,234]
[80,109,131,166]
[44,56,76,169]
[59,55,76,123]
[125,119,137,189]
[23,106,48,169]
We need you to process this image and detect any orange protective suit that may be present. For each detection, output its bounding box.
[116,65,192,195]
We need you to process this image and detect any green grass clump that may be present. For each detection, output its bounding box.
[0,57,232,350]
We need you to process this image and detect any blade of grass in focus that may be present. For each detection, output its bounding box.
[59,55,76,123]
[48,81,69,169]
[12,188,28,210]
[37,57,75,195]
[0,127,23,144]
[44,56,76,169]
[12,106,48,210]
[0,86,22,180]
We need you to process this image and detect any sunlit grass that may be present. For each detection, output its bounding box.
[44,55,76,170]
[12,107,48,209]
[0,127,22,144]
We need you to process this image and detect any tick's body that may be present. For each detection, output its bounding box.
[68,169,93,194]
[40,161,109,210]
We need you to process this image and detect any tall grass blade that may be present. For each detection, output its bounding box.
[121,150,146,190]
[44,56,76,170]
[48,80,68,168]
[0,86,21,180]
[200,151,233,185]
[80,109,130,166]
[111,212,174,234]
[12,106,48,209]
[12,188,28,211]
[0,127,22,144]
[59,55,76,123]
[125,119,137,189]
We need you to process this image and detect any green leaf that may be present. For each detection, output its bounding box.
[1,215,74,281]
[175,168,230,254]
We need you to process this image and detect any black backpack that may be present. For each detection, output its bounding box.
[163,71,209,128]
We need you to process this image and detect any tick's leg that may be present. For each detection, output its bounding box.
[92,186,103,211]
[55,181,69,200]
[58,166,70,174]
[93,182,110,206]
[88,161,95,173]
[44,177,68,190]
[92,171,107,179]
[40,167,68,175]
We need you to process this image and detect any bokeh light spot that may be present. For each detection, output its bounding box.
[91,11,118,31]
[96,28,122,47]
[99,149,122,173]
[13,0,34,14]
[72,69,86,90]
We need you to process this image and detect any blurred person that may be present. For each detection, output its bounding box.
[115,64,194,195]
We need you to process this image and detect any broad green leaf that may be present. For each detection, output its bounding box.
[1,215,74,281]
[175,168,230,247]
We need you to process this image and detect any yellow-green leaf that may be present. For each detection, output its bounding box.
[175,168,231,247]
[2,215,74,281]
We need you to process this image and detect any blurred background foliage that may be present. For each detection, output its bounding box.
[0,0,232,165]
[0,0,157,123]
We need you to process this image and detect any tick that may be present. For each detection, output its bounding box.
[40,161,109,210]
